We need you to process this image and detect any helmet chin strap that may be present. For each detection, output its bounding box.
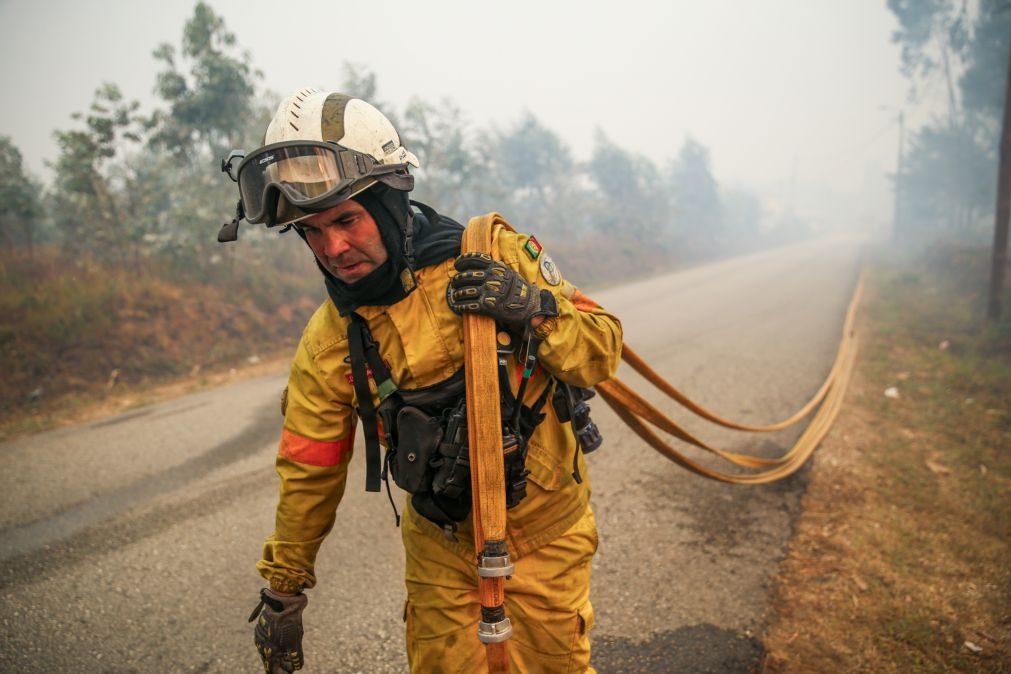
[366,183,417,270]
[218,200,244,242]
[403,206,416,270]
[394,191,418,292]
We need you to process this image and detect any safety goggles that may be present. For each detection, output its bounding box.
[222,140,412,226]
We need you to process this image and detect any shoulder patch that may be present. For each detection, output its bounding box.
[523,236,543,260]
[539,254,562,286]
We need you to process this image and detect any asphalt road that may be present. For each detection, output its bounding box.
[0,237,862,673]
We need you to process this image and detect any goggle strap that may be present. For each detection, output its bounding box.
[338,149,375,180]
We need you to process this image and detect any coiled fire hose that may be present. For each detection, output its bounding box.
[461,214,862,669]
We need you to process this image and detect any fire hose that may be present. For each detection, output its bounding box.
[461,214,514,672]
[596,271,862,484]
[462,214,861,670]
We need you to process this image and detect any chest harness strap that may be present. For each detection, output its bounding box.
[347,313,398,494]
[495,331,554,505]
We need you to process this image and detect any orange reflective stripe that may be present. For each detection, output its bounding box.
[570,289,599,312]
[279,426,355,467]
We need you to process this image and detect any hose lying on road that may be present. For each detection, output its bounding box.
[595,273,863,484]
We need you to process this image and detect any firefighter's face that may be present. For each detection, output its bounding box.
[298,200,388,284]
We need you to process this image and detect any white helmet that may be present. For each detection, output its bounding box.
[221,88,419,232]
[264,88,419,170]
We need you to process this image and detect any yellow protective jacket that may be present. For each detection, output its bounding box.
[258,222,622,594]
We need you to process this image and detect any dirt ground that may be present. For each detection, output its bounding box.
[762,251,1011,673]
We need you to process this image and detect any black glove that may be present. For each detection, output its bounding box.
[248,588,308,673]
[449,253,552,330]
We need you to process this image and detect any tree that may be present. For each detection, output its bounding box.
[669,137,723,251]
[888,0,1011,241]
[584,130,668,241]
[49,83,144,257]
[0,136,43,251]
[341,63,381,107]
[495,113,574,199]
[962,1,1011,136]
[145,1,265,268]
[890,0,1010,129]
[888,0,970,122]
[401,97,498,220]
[150,1,260,156]
[483,113,588,232]
[902,122,995,238]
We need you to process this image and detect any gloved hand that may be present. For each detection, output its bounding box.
[449,253,555,330]
[248,588,308,673]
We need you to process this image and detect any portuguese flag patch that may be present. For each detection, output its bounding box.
[524,236,543,260]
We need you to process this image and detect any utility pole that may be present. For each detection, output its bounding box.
[892,112,905,241]
[988,28,1011,321]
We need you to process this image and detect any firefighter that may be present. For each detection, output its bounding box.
[225,89,622,673]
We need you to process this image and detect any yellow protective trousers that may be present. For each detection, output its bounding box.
[403,505,599,674]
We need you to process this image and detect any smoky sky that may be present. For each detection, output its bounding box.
[0,0,945,231]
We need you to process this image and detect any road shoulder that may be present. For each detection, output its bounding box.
[0,350,291,443]
[761,248,1011,672]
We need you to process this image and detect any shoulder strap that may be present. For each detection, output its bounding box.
[347,313,398,493]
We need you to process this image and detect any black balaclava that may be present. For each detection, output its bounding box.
[307,184,464,316]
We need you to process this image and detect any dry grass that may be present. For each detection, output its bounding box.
[762,246,1011,673]
[0,246,320,441]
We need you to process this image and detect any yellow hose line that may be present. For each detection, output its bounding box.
[598,335,858,484]
[597,271,863,483]
[620,273,863,432]
[462,214,511,671]
[596,377,782,468]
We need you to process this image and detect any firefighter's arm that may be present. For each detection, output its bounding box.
[502,230,622,387]
[256,333,356,594]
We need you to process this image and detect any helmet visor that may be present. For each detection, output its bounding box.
[236,141,397,225]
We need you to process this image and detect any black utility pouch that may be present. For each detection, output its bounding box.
[431,399,470,501]
[392,407,443,494]
[432,443,470,500]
